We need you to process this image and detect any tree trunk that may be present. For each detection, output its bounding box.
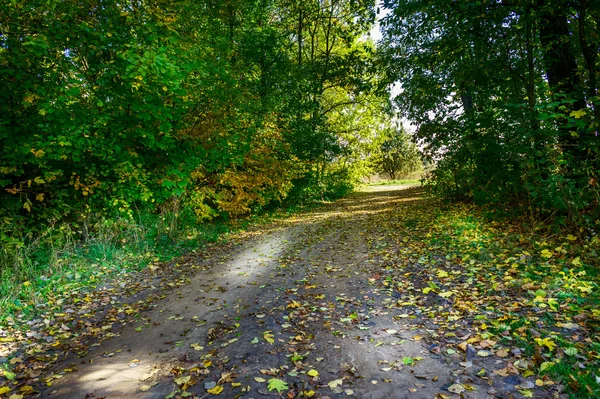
[537,0,587,160]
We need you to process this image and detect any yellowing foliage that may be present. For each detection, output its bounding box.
[216,132,296,216]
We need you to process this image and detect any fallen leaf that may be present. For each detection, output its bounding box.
[267,378,288,393]
[328,379,343,389]
[207,385,224,395]
[448,384,465,394]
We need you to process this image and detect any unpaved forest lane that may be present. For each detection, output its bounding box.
[42,226,307,398]
[40,185,528,399]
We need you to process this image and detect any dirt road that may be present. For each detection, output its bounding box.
[31,186,543,398]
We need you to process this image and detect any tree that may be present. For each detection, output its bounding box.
[380,0,599,229]
[0,0,387,240]
[373,125,422,180]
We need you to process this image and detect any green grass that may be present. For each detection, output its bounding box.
[0,197,320,322]
[0,210,232,321]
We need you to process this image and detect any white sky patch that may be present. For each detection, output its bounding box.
[367,4,419,136]
[369,3,389,42]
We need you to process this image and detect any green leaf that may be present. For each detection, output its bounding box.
[564,347,578,356]
[267,378,288,393]
[402,357,414,366]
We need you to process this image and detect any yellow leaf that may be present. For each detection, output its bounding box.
[254,377,266,383]
[263,332,274,344]
[139,385,152,392]
[540,249,553,259]
[438,291,453,298]
[287,300,302,309]
[571,257,582,266]
[565,234,577,241]
[307,369,319,377]
[34,176,45,184]
[231,382,241,387]
[18,386,33,394]
[23,281,31,287]
[422,287,432,294]
[534,337,557,351]
[207,385,223,395]
[36,193,44,202]
[8,394,24,399]
[32,149,45,158]
[23,202,31,212]
[519,389,533,398]
[0,387,11,395]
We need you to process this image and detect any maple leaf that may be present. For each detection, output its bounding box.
[267,378,288,393]
[534,337,557,351]
[569,109,586,119]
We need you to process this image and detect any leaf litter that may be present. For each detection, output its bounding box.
[0,185,598,398]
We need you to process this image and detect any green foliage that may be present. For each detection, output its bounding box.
[372,124,422,180]
[381,0,600,232]
[0,0,389,312]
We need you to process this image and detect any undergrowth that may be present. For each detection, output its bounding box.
[0,209,232,321]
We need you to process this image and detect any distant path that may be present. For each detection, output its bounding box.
[33,186,530,398]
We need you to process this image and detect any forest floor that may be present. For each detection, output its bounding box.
[1,185,598,399]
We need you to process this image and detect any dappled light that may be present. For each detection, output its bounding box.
[1,0,599,398]
[1,184,596,398]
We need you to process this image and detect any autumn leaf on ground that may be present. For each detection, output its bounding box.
[328,379,343,389]
[287,300,302,309]
[540,249,553,259]
[534,337,557,351]
[207,385,224,395]
[263,331,275,344]
[448,384,465,394]
[174,376,191,386]
[267,378,288,393]
[191,343,204,350]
